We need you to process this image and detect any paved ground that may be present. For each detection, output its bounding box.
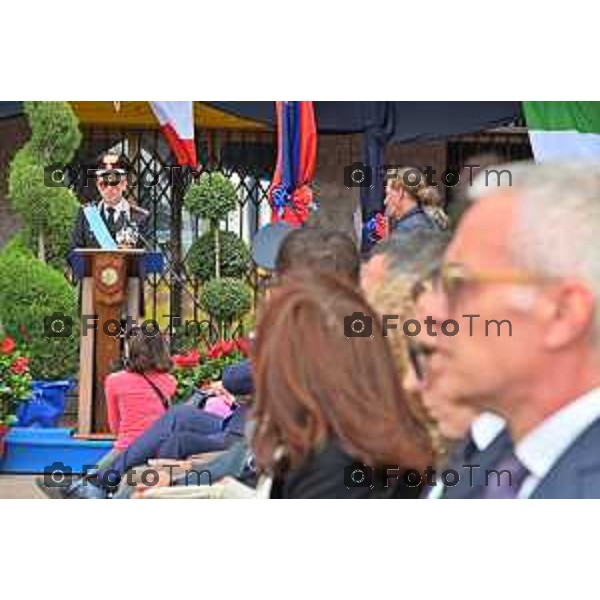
[0,475,47,499]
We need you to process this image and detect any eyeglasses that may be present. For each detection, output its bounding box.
[412,262,550,302]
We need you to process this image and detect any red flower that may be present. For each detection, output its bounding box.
[207,341,224,359]
[10,356,29,375]
[221,339,236,356]
[207,339,238,359]
[172,348,200,368]
[1,337,16,355]
[234,337,251,356]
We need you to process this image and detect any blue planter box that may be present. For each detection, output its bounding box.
[0,427,113,474]
[16,379,74,428]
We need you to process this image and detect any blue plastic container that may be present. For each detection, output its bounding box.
[0,427,113,474]
[16,379,75,428]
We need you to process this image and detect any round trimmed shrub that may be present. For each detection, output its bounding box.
[0,247,79,380]
[200,278,252,323]
[184,172,238,223]
[2,234,33,258]
[186,230,251,283]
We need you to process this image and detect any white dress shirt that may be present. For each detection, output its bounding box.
[99,198,130,224]
[427,411,506,499]
[516,386,600,498]
[470,412,507,452]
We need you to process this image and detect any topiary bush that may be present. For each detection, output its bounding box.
[7,101,81,267]
[1,234,33,258]
[8,152,79,268]
[2,101,82,380]
[26,101,82,165]
[184,171,238,223]
[200,278,252,324]
[186,230,251,283]
[184,170,253,340]
[0,247,79,380]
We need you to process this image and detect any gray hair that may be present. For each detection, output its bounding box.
[375,229,452,279]
[468,161,600,330]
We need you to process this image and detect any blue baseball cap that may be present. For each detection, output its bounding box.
[251,222,295,270]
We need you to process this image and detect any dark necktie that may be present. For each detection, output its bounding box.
[478,452,529,499]
[105,207,117,235]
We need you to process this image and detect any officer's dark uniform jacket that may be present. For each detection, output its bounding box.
[70,199,149,250]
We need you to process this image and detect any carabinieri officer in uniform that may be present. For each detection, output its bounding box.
[69,152,151,319]
[70,152,149,251]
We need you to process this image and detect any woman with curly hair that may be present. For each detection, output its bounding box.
[362,229,454,466]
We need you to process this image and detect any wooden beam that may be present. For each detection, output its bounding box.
[77,277,95,435]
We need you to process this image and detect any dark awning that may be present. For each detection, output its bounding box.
[205,101,521,140]
[1,101,521,140]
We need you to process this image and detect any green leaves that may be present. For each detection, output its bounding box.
[25,101,82,166]
[8,148,79,267]
[184,171,239,224]
[172,354,244,404]
[0,247,79,380]
[200,278,252,324]
[186,230,251,283]
[8,102,81,268]
[183,170,252,329]
[1,101,81,383]
[0,339,32,425]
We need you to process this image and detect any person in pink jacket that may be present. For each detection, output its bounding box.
[104,328,177,454]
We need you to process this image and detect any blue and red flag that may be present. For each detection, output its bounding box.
[269,101,317,226]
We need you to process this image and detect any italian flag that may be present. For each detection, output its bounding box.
[149,101,197,167]
[524,102,600,162]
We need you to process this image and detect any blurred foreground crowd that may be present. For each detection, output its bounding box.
[40,159,600,499]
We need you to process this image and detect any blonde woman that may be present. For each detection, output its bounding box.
[384,167,449,234]
[363,229,452,465]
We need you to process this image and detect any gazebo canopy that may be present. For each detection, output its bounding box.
[0,101,269,130]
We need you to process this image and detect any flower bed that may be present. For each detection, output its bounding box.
[0,336,32,455]
[171,337,250,403]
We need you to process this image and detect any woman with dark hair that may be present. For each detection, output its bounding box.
[38,327,240,499]
[105,327,176,454]
[37,328,178,498]
[251,273,433,498]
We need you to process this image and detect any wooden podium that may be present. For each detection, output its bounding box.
[73,248,146,435]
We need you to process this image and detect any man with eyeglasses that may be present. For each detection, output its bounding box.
[417,161,600,499]
[362,229,511,499]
